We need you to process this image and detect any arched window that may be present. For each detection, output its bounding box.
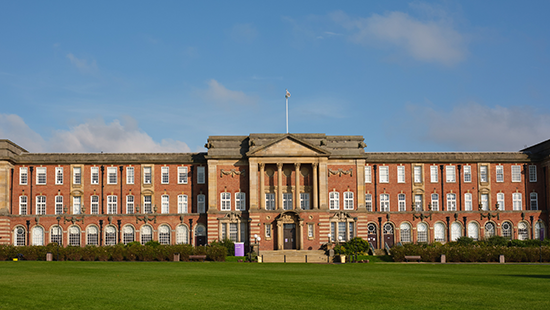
[451,222,462,241]
[105,226,117,245]
[123,226,134,244]
[159,225,170,245]
[14,227,26,246]
[32,226,44,246]
[535,221,544,240]
[434,222,445,242]
[87,226,98,246]
[176,225,189,244]
[417,223,428,243]
[485,222,495,238]
[468,222,479,240]
[68,226,80,246]
[141,225,152,244]
[501,222,512,240]
[400,223,411,243]
[178,195,188,213]
[518,222,528,240]
[51,226,62,245]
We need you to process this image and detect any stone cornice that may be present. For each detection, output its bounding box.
[8,152,207,165]
[364,152,532,163]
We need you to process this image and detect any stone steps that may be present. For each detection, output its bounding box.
[259,250,328,263]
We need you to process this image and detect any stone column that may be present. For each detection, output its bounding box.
[259,163,265,210]
[294,163,301,210]
[319,159,329,210]
[313,163,318,209]
[277,163,283,210]
[248,159,258,211]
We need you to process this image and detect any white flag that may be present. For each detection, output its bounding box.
[285,89,291,98]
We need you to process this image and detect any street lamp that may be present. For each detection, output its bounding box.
[56,216,61,261]
[255,235,261,261]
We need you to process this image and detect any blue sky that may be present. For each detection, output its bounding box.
[1,1,549,153]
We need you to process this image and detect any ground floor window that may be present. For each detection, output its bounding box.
[502,222,512,239]
[417,223,428,243]
[485,222,495,238]
[518,222,528,240]
[68,226,80,246]
[434,222,445,242]
[400,223,411,243]
[123,226,134,244]
[176,225,189,244]
[15,227,26,246]
[141,226,153,244]
[159,225,170,245]
[51,226,62,245]
[468,222,479,240]
[105,226,117,245]
[451,222,462,241]
[87,226,98,246]
[32,226,44,246]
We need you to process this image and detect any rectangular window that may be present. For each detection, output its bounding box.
[446,166,456,183]
[178,195,188,213]
[511,165,521,182]
[330,222,335,242]
[55,167,63,185]
[73,196,81,215]
[161,167,169,184]
[107,167,117,184]
[365,193,372,212]
[380,194,389,212]
[161,195,169,213]
[126,195,134,214]
[463,165,471,183]
[530,193,538,210]
[414,194,422,211]
[20,167,28,185]
[197,166,205,184]
[221,192,231,211]
[431,194,439,211]
[329,192,339,210]
[398,194,406,212]
[338,222,346,242]
[481,194,489,211]
[197,194,205,213]
[464,193,472,211]
[379,166,389,183]
[480,166,488,183]
[430,166,438,183]
[91,167,99,184]
[55,196,63,215]
[397,166,405,183]
[300,193,310,210]
[143,195,152,213]
[343,192,354,210]
[414,166,422,183]
[36,196,46,215]
[529,165,537,182]
[497,193,504,210]
[447,193,456,211]
[19,196,27,215]
[365,165,372,183]
[91,196,99,214]
[36,167,47,185]
[178,166,188,184]
[308,224,314,238]
[143,167,152,184]
[495,165,504,182]
[349,222,354,240]
[283,193,293,210]
[73,167,81,185]
[513,193,522,210]
[229,223,238,242]
[265,193,275,210]
[265,224,272,238]
[107,195,117,214]
[126,167,134,184]
[235,192,246,211]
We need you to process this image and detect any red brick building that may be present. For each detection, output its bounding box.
[0,134,548,252]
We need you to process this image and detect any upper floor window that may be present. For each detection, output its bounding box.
[19,196,27,215]
[55,195,63,215]
[397,166,405,183]
[529,165,537,182]
[497,193,505,210]
[235,192,246,211]
[447,193,456,211]
[143,195,152,213]
[445,166,455,183]
[329,192,339,210]
[495,165,504,182]
[20,167,28,185]
[143,167,152,184]
[464,193,472,211]
[126,167,134,184]
[265,193,275,210]
[36,195,46,215]
[365,193,372,212]
[463,165,471,183]
[480,166,488,183]
[414,166,422,183]
[197,194,206,213]
[197,166,205,184]
[398,194,406,212]
[178,167,188,184]
[73,167,81,185]
[107,195,117,214]
[221,192,231,211]
[283,193,293,210]
[178,195,188,213]
[343,192,353,210]
[36,167,46,185]
[480,194,489,211]
[365,165,372,183]
[414,194,423,211]
[300,193,310,210]
[511,165,521,182]
[91,195,99,214]
[530,192,538,210]
[91,167,99,184]
[512,193,522,210]
[127,195,135,214]
[55,167,63,185]
[379,166,389,183]
[430,166,438,183]
[161,167,169,184]
[107,167,117,184]
[380,194,389,212]
[73,196,81,215]
[431,193,439,211]
[161,195,169,213]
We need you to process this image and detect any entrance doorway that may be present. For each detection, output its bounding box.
[283,224,296,249]
[367,223,378,249]
[383,223,394,247]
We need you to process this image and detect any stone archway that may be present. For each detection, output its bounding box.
[276,211,303,250]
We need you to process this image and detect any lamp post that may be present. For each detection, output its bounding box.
[255,234,261,261]
[56,216,61,261]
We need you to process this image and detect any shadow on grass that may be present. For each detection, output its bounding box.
[507,275,550,279]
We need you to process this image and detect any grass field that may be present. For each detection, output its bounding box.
[1,261,549,309]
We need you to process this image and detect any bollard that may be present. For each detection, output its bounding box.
[499,255,505,263]
[173,253,180,262]
[46,253,53,261]
[440,254,446,263]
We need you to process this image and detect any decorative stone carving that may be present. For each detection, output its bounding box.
[328,168,353,177]
[220,169,245,178]
[218,212,241,223]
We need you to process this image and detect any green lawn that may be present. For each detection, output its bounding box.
[1,261,549,309]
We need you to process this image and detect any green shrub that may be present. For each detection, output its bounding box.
[456,236,475,246]
[211,239,235,256]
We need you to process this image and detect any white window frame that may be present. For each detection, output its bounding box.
[73,167,81,185]
[143,167,152,184]
[480,166,488,183]
[431,193,439,211]
[176,225,189,244]
[497,193,505,211]
[434,222,445,243]
[265,193,275,210]
[126,195,134,214]
[158,225,170,245]
[463,165,471,183]
[308,223,314,238]
[343,192,354,210]
[513,193,522,211]
[36,167,47,185]
[414,194,423,211]
[464,193,472,211]
[107,167,117,185]
[365,165,372,183]
[19,196,27,215]
[511,165,521,182]
[300,193,310,210]
[107,195,117,214]
[141,225,153,244]
[495,165,504,183]
[529,165,537,182]
[414,166,422,183]
[91,167,99,184]
[178,166,188,184]
[126,167,134,184]
[480,194,489,211]
[365,193,372,212]
[380,194,389,212]
[397,166,405,183]
[329,192,339,210]
[235,192,246,211]
[36,195,46,215]
[55,167,63,185]
[161,167,169,184]
[398,194,406,212]
[178,195,188,213]
[197,166,205,184]
[220,192,231,211]
[400,223,411,243]
[430,166,438,183]
[446,193,456,211]
[55,195,63,215]
[283,193,293,210]
[73,196,81,215]
[417,223,428,243]
[197,194,205,213]
[32,226,44,246]
[530,192,538,210]
[143,195,152,213]
[379,166,389,183]
[161,195,169,214]
[91,195,99,214]
[19,167,28,185]
[265,224,272,238]
[446,166,456,183]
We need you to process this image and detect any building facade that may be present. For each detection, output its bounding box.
[0,133,548,251]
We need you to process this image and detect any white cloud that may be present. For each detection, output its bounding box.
[197,79,258,106]
[230,23,258,43]
[403,102,550,151]
[330,8,467,65]
[0,114,191,153]
[66,53,98,74]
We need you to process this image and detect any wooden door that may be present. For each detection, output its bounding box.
[283,224,296,250]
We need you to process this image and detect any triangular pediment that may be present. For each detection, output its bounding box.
[247,135,330,157]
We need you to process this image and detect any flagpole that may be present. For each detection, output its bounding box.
[286,96,289,134]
